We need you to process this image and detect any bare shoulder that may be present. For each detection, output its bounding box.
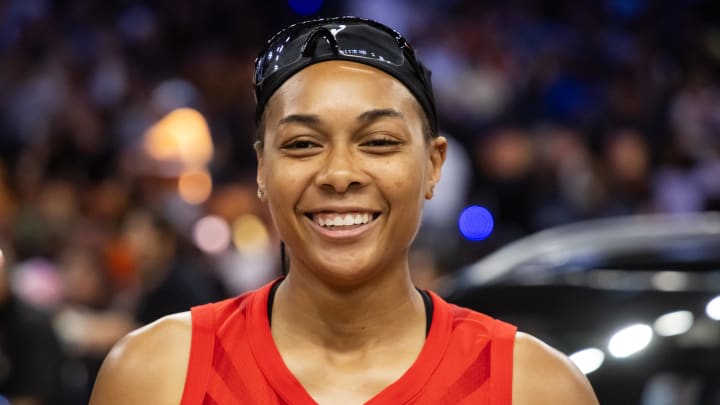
[89,312,193,405]
[512,332,599,405]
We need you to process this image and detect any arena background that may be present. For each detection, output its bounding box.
[0,0,719,404]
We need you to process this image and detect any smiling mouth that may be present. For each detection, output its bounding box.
[305,212,381,229]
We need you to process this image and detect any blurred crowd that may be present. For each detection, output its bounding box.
[0,0,718,403]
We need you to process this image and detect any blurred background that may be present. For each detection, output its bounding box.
[0,0,718,404]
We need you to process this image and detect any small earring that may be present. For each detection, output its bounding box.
[425,185,435,199]
[257,189,264,199]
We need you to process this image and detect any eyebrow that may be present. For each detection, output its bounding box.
[278,114,322,126]
[277,109,404,127]
[357,108,404,124]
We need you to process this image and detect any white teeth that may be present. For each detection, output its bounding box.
[313,212,374,227]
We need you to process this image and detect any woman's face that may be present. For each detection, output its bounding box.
[256,61,446,284]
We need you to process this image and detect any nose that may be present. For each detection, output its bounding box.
[314,145,368,193]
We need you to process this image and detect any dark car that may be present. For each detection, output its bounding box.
[447,212,720,405]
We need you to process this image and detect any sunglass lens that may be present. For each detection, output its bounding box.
[256,22,406,85]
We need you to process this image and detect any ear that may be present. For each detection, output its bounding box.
[425,136,447,200]
[254,141,267,202]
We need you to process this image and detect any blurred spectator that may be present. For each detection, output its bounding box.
[120,209,226,325]
[532,124,603,228]
[472,126,536,236]
[600,127,653,215]
[53,234,135,402]
[0,249,65,404]
[669,71,720,161]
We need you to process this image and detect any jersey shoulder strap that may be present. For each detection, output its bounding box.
[490,317,517,404]
[180,302,217,405]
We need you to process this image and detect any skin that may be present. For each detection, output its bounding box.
[90,61,598,405]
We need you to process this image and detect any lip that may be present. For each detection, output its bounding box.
[304,205,382,214]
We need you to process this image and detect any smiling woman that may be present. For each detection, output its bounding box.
[256,61,441,287]
[89,17,599,405]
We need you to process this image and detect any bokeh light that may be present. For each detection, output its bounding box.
[608,324,653,358]
[232,214,270,254]
[458,205,494,241]
[9,258,63,309]
[178,168,213,205]
[569,348,605,375]
[143,107,213,166]
[654,310,694,337]
[706,296,720,320]
[651,271,688,291]
[193,215,231,254]
[288,0,323,15]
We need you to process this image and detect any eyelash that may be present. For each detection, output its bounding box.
[282,140,319,150]
[280,136,402,152]
[362,137,401,147]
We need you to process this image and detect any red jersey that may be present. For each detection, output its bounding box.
[180,280,516,404]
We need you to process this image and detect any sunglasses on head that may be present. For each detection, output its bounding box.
[253,16,437,133]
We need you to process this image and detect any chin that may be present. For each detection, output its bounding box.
[308,256,386,287]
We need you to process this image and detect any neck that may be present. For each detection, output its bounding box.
[271,264,426,352]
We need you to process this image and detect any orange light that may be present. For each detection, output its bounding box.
[178,168,212,204]
[232,214,270,254]
[143,108,213,166]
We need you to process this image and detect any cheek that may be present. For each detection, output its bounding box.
[378,154,427,198]
[405,150,429,182]
[266,160,307,192]
[264,160,309,220]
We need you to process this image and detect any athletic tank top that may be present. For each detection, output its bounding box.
[180,280,517,404]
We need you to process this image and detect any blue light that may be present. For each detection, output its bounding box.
[288,0,323,15]
[459,206,494,241]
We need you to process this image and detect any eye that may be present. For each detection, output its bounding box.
[361,137,402,148]
[282,140,320,150]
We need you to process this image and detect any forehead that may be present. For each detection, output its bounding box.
[264,60,421,122]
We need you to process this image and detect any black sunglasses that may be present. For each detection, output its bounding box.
[254,17,423,85]
[253,16,437,134]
